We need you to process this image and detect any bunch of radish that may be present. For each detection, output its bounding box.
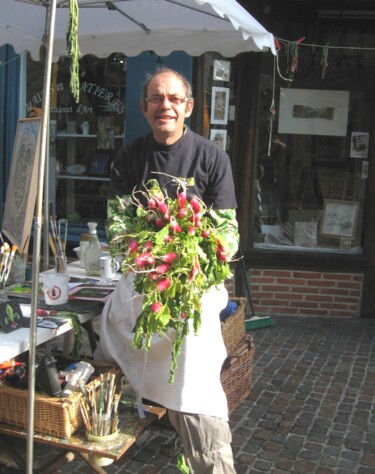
[119,178,232,383]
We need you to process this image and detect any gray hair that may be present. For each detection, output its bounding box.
[141,67,193,103]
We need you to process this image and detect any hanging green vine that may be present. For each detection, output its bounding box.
[66,0,81,103]
[54,311,83,357]
[321,43,329,80]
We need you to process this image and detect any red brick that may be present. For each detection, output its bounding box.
[250,277,275,284]
[308,280,336,287]
[321,288,349,296]
[336,281,362,290]
[263,270,292,277]
[294,271,322,279]
[278,278,306,285]
[305,294,333,302]
[292,286,319,293]
[278,293,303,300]
[324,273,352,280]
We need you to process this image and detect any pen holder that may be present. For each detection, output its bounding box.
[55,252,67,273]
[86,428,119,466]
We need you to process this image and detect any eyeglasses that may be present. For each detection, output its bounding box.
[145,95,190,105]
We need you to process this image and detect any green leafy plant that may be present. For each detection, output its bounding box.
[112,178,232,383]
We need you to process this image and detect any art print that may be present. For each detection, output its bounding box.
[2,118,41,254]
[210,87,230,125]
[278,88,349,136]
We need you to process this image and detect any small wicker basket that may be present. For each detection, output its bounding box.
[0,363,122,438]
[221,297,246,354]
[221,334,255,414]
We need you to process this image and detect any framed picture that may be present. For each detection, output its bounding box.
[88,153,111,176]
[350,132,369,158]
[210,87,230,125]
[213,60,231,81]
[278,88,349,136]
[210,129,227,151]
[319,199,360,239]
[2,118,42,255]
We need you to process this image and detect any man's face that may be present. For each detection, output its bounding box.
[141,72,194,145]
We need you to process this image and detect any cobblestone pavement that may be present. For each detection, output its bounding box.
[0,315,374,473]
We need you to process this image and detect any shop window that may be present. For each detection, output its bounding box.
[253,50,372,254]
[26,53,126,226]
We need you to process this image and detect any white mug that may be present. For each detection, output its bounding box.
[99,256,120,279]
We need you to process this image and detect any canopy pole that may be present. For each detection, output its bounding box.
[26,1,57,472]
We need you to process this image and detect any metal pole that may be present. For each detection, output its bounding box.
[26,1,57,472]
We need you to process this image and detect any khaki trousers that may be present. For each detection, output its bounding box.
[168,410,237,474]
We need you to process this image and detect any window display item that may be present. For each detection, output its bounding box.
[85,222,101,276]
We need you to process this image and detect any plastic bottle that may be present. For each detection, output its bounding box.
[85,222,101,276]
[61,361,95,396]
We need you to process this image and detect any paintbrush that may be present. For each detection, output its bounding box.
[2,245,18,287]
[0,243,10,285]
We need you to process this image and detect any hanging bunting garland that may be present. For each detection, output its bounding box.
[268,55,277,157]
[321,43,329,80]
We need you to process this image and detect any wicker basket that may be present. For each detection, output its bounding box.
[0,362,122,438]
[221,297,246,354]
[221,334,255,414]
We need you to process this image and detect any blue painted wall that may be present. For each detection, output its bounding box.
[125,52,192,143]
[0,45,20,224]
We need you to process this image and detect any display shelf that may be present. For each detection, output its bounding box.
[57,175,110,182]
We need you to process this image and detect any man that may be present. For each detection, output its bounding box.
[95,68,239,473]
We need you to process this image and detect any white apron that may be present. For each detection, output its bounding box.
[94,273,229,420]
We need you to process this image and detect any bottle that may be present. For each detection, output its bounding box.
[36,353,63,397]
[79,232,90,268]
[61,361,95,396]
[85,222,101,276]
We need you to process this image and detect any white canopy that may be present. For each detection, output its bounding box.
[1,0,275,60]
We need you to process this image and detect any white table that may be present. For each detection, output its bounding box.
[1,262,120,363]
[0,303,99,364]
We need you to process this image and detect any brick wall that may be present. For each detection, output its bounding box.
[247,269,363,318]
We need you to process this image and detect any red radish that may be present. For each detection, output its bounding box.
[164,234,172,243]
[155,218,164,229]
[157,277,171,291]
[178,192,187,209]
[187,226,196,236]
[202,229,210,238]
[216,249,228,262]
[151,302,163,313]
[177,208,188,219]
[161,253,177,263]
[128,240,138,254]
[135,252,155,267]
[189,258,200,281]
[156,263,171,274]
[189,198,200,213]
[180,311,188,319]
[143,241,153,250]
[158,201,168,214]
[169,219,182,233]
[148,198,157,209]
